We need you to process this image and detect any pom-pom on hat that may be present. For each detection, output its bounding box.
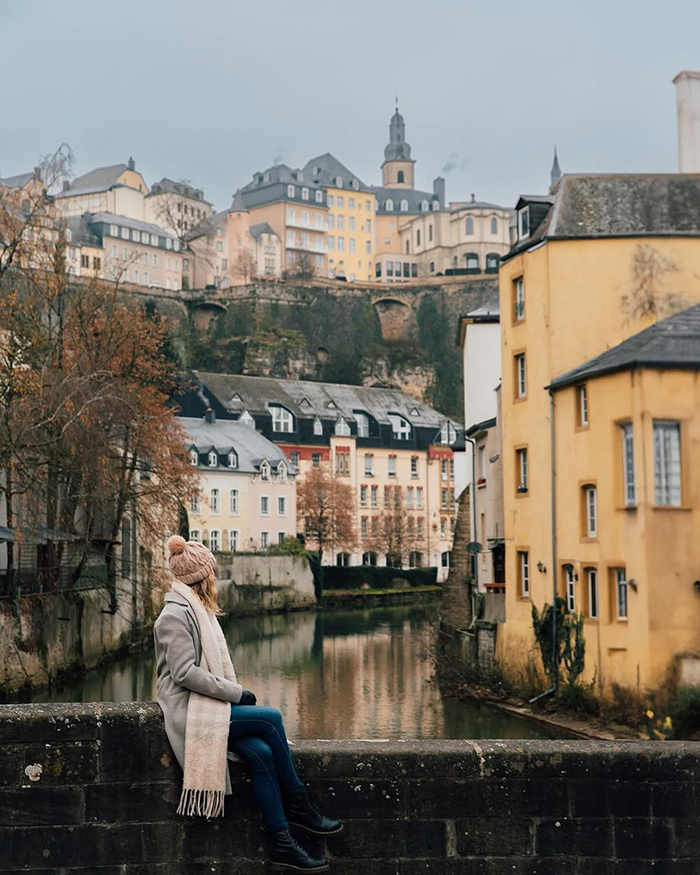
[166,535,216,586]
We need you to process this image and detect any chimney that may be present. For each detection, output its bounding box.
[674,71,700,172]
[127,156,135,171]
[205,407,216,424]
[432,176,445,208]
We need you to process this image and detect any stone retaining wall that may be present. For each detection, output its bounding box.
[0,703,698,873]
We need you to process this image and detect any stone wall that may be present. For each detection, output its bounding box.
[0,703,698,872]
[217,554,315,614]
[0,579,154,701]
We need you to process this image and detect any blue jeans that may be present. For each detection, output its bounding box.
[228,705,305,830]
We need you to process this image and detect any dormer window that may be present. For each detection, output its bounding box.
[239,410,255,428]
[410,407,419,417]
[313,417,323,436]
[326,400,336,409]
[518,206,530,239]
[400,199,408,212]
[439,422,457,445]
[208,450,218,467]
[431,200,439,211]
[315,190,323,203]
[301,187,309,201]
[260,460,270,481]
[287,185,295,198]
[421,200,428,212]
[388,414,411,440]
[335,176,343,188]
[355,412,370,438]
[270,404,294,433]
[277,461,287,482]
[335,417,351,436]
[352,179,359,190]
[190,449,198,466]
[227,451,237,469]
[385,199,394,211]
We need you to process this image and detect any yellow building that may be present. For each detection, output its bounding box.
[498,174,700,694]
[56,158,149,219]
[303,155,376,282]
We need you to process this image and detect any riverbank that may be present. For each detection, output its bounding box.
[320,585,442,610]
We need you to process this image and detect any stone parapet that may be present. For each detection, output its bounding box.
[0,703,698,872]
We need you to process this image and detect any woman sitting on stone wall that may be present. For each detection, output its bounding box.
[154,535,342,871]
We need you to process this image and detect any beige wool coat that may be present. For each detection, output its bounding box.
[153,590,244,795]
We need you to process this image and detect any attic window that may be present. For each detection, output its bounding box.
[410,407,419,417]
[313,417,323,435]
[277,461,287,482]
[260,460,270,481]
[239,410,255,428]
[231,393,242,402]
[300,397,311,407]
[189,449,198,466]
[388,414,411,440]
[208,450,218,467]
[335,417,351,437]
[440,422,457,445]
[518,206,530,240]
[326,400,336,409]
[335,176,343,188]
[227,451,237,469]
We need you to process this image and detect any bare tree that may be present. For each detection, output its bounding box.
[233,248,256,285]
[285,249,316,281]
[371,486,418,568]
[297,465,356,565]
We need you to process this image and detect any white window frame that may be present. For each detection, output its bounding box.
[190,491,201,513]
[270,404,294,433]
[229,490,239,514]
[210,488,220,514]
[189,449,198,466]
[210,530,220,552]
[229,530,239,552]
[260,531,269,550]
[278,496,286,516]
[388,456,396,477]
[228,451,237,469]
[516,354,526,397]
[515,277,525,320]
[208,450,218,467]
[355,412,370,437]
[287,185,295,198]
[622,423,636,506]
[335,417,351,436]
[653,421,681,507]
[579,385,589,426]
[519,551,530,597]
[585,485,597,537]
[517,448,528,491]
[615,569,629,619]
[260,495,270,516]
[260,461,270,481]
[389,414,411,440]
[190,530,201,543]
[565,565,575,613]
[518,206,530,239]
[364,454,373,476]
[313,417,323,436]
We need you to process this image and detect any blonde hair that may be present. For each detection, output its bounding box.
[190,569,225,616]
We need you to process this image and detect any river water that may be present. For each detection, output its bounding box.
[30,604,554,739]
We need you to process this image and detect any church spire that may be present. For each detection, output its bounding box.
[550,146,562,191]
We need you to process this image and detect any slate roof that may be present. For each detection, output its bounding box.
[371,185,439,215]
[66,215,101,248]
[549,303,700,390]
[192,371,458,432]
[88,211,178,240]
[466,294,500,321]
[451,200,509,212]
[249,221,277,240]
[0,171,35,189]
[61,163,134,198]
[302,153,370,191]
[179,416,291,474]
[148,177,211,204]
[506,174,700,261]
[239,165,326,209]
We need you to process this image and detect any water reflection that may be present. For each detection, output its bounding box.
[31,605,554,739]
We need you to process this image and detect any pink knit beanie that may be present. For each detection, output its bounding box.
[166,535,216,585]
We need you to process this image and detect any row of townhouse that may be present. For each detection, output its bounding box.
[458,152,700,692]
[2,105,518,293]
[179,373,462,577]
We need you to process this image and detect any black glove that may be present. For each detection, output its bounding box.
[238,689,257,706]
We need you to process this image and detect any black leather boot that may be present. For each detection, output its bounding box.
[268,828,329,872]
[285,790,343,836]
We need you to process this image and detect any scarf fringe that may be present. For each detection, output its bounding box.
[177,786,226,819]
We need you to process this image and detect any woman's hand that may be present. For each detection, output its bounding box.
[238,689,257,706]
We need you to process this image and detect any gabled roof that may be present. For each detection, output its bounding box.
[66,215,101,248]
[61,163,134,198]
[466,294,500,321]
[192,371,459,432]
[249,221,277,240]
[147,177,211,204]
[548,303,700,390]
[179,416,291,474]
[506,174,700,261]
[0,171,36,189]
[302,153,370,191]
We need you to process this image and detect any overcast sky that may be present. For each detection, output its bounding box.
[1,0,698,211]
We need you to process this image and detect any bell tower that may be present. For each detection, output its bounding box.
[381,102,415,189]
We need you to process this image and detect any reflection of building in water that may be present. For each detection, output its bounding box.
[227,609,445,739]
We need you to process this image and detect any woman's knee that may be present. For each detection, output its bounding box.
[240,738,275,770]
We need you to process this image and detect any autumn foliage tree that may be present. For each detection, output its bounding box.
[296,465,356,565]
[0,171,196,605]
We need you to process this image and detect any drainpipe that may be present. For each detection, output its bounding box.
[530,387,558,703]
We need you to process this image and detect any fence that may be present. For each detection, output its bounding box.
[0,563,109,599]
